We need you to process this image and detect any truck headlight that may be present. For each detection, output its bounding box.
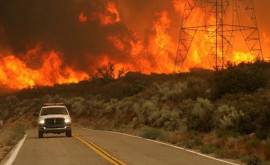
[65,119,71,123]
[39,119,45,124]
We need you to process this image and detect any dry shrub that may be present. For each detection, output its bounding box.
[225,148,240,158]
[225,137,237,149]
[241,154,263,165]
[140,129,170,141]
[171,132,182,144]
[179,131,193,141]
[214,104,244,131]
[202,133,216,145]
[262,147,270,161]
[263,140,270,161]
[187,98,214,132]
[200,145,216,154]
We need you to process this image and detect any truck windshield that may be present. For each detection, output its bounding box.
[41,107,68,116]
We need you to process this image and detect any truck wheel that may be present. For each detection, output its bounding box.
[66,130,72,137]
[38,131,43,138]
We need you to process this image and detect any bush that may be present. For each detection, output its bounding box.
[114,119,129,127]
[127,80,146,96]
[256,101,270,139]
[213,62,269,99]
[133,121,140,129]
[69,97,86,117]
[241,154,263,165]
[219,93,266,135]
[153,81,187,102]
[183,76,210,100]
[187,98,214,132]
[214,104,244,131]
[200,145,217,154]
[6,125,26,146]
[140,129,169,141]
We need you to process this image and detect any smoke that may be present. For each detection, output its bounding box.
[0,0,269,88]
[254,0,270,57]
[0,0,126,70]
[0,0,181,73]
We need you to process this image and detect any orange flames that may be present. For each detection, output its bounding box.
[0,1,268,91]
[147,12,176,73]
[107,11,176,74]
[0,47,89,90]
[172,0,263,71]
[173,0,185,13]
[92,2,120,25]
[105,1,262,74]
[78,11,87,23]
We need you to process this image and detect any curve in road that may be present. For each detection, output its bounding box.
[10,128,239,165]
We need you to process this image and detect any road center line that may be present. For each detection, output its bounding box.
[73,133,127,165]
[103,130,239,165]
[80,128,238,165]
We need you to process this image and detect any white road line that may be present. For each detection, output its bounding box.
[81,128,239,165]
[2,134,27,165]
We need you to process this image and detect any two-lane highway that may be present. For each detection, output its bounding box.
[12,129,109,165]
[11,128,238,165]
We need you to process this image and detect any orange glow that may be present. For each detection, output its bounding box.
[96,55,131,79]
[232,52,256,63]
[171,1,259,72]
[92,2,120,25]
[107,2,120,22]
[108,35,125,52]
[0,48,89,90]
[147,11,176,73]
[1,1,268,91]
[173,0,185,13]
[107,11,177,74]
[263,32,269,44]
[78,11,87,23]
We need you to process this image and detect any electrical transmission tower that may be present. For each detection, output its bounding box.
[174,0,263,72]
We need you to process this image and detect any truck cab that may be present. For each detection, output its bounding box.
[36,103,72,138]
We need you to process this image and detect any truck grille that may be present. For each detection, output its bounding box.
[44,118,65,128]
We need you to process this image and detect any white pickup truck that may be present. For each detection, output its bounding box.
[34,103,72,138]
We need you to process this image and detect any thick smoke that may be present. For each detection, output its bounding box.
[0,0,268,74]
[254,0,270,56]
[0,0,179,73]
[0,0,130,71]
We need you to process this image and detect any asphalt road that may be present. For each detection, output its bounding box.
[12,128,237,165]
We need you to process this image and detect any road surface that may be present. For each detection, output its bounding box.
[11,128,237,165]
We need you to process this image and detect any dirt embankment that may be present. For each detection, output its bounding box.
[0,113,32,162]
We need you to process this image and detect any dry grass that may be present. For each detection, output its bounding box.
[0,125,25,162]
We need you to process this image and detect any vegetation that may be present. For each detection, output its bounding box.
[1,61,270,164]
[0,125,26,161]
[241,154,263,165]
[212,61,270,99]
[7,125,26,145]
[140,129,169,141]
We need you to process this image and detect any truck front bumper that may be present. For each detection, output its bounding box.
[39,125,71,133]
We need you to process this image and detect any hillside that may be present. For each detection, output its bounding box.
[1,61,270,164]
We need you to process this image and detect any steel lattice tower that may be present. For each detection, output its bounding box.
[174,0,263,72]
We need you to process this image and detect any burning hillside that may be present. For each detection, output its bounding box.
[0,0,269,90]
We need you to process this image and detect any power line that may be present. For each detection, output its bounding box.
[174,0,263,72]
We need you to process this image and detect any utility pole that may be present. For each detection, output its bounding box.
[174,0,263,72]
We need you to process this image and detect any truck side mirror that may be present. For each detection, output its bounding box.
[33,112,39,117]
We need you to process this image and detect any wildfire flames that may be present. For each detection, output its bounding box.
[0,0,269,90]
[91,2,121,25]
[0,47,89,89]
